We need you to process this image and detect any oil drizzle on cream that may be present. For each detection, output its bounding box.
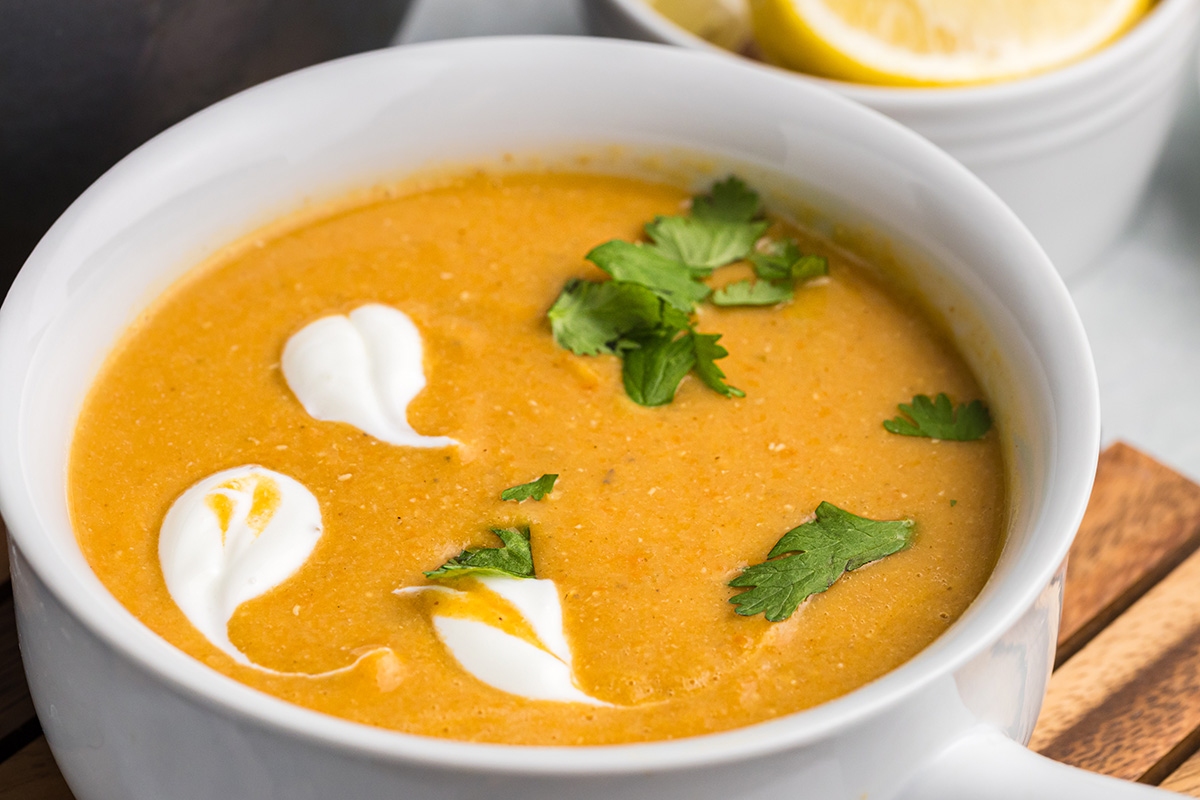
[397,576,610,706]
[159,465,388,677]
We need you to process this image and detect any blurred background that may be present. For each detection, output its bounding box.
[0,0,415,279]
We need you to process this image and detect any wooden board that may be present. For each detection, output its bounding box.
[0,738,72,800]
[6,442,1200,797]
[1163,750,1200,796]
[0,595,34,747]
[1055,443,1200,664]
[1032,539,1200,781]
[1031,443,1200,785]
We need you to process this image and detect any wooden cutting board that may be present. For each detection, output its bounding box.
[3,442,1200,797]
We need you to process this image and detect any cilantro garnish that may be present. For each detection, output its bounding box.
[501,474,558,502]
[713,238,828,306]
[644,215,768,272]
[424,527,536,580]
[729,502,915,622]
[883,393,991,441]
[586,240,711,312]
[691,332,744,398]
[750,239,828,282]
[548,279,684,356]
[690,176,761,223]
[546,175,825,407]
[622,330,746,405]
[622,331,697,407]
[643,176,767,271]
[711,279,793,307]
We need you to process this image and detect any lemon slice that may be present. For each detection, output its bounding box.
[750,0,1152,86]
[652,0,756,51]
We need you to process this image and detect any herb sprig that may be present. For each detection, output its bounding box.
[883,393,991,441]
[548,176,827,407]
[500,474,558,502]
[424,527,536,581]
[587,241,712,312]
[728,502,914,621]
[711,279,794,307]
[548,280,685,357]
[644,214,768,272]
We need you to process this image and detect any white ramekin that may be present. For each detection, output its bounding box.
[585,0,1200,278]
[0,37,1122,799]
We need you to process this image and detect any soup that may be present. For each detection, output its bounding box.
[68,169,1004,745]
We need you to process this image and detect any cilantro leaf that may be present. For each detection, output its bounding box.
[749,239,800,280]
[790,254,829,282]
[586,240,711,312]
[729,502,915,621]
[545,176,813,407]
[622,332,696,407]
[645,215,769,272]
[750,239,829,282]
[883,393,992,441]
[691,176,761,223]
[548,279,685,356]
[791,254,830,282]
[501,474,558,502]
[711,279,794,307]
[424,527,536,580]
[691,332,744,398]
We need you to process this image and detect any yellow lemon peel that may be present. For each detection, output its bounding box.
[749,0,1152,86]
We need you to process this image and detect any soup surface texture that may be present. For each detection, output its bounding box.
[70,170,1004,745]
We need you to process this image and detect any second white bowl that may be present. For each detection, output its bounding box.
[586,0,1200,277]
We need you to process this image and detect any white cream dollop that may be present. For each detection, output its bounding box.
[281,303,457,448]
[397,576,609,706]
[159,465,324,666]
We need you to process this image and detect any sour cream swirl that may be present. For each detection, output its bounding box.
[398,576,609,706]
[282,303,457,448]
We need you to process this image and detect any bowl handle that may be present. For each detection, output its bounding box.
[896,727,1177,799]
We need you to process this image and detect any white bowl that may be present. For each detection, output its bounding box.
[586,0,1200,278]
[0,37,1112,800]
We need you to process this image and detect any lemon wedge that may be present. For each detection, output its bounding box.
[652,0,756,51]
[749,0,1152,86]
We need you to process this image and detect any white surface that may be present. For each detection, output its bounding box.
[400,0,1200,481]
[0,36,1099,798]
[1069,90,1200,479]
[282,303,458,448]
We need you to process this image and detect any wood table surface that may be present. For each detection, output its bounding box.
[4,442,1200,797]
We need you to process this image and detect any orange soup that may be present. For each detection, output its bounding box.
[69,170,1004,745]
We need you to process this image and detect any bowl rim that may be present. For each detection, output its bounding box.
[593,0,1198,108]
[0,35,1101,776]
